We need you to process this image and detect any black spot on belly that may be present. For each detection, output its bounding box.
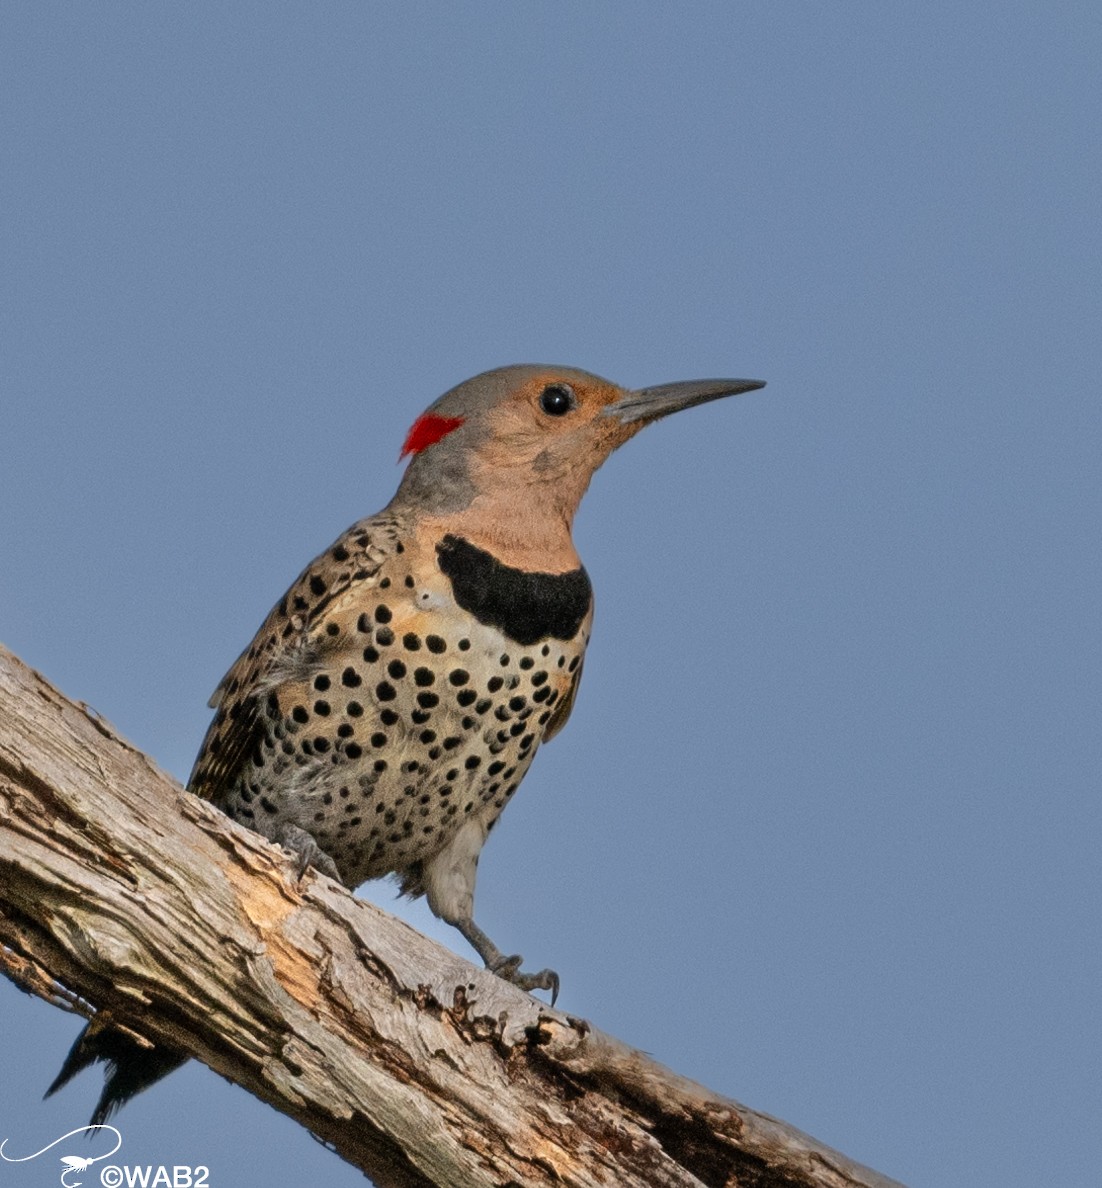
[436,534,591,646]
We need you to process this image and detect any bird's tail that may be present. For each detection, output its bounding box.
[46,1024,188,1125]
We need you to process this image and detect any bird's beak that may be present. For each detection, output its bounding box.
[603,378,766,425]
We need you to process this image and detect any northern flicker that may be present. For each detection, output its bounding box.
[48,363,764,1121]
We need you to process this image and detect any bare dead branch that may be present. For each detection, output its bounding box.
[0,643,905,1188]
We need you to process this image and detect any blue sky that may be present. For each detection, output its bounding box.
[2,4,1099,1186]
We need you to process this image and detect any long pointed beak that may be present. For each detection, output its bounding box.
[603,377,766,425]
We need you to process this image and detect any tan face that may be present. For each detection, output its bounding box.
[471,371,641,481]
[400,369,638,570]
[397,364,764,568]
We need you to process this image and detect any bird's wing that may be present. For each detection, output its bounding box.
[187,516,396,804]
[542,654,583,743]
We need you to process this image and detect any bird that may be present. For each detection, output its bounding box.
[47,363,765,1122]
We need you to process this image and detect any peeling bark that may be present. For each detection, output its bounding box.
[0,643,905,1188]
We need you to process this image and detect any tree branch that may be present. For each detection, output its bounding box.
[0,643,904,1188]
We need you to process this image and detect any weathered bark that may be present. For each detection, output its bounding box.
[0,643,905,1188]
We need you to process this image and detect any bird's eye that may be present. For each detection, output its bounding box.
[539,383,576,416]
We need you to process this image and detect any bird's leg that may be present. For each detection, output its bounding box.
[422,819,560,1003]
[274,823,344,884]
[454,916,560,1005]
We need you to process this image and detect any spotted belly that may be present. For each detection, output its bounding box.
[221,596,585,887]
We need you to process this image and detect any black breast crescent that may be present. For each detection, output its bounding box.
[436,534,592,646]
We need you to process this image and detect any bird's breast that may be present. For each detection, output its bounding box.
[434,533,592,647]
[223,545,591,887]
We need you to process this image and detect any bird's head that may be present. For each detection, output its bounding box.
[391,364,764,563]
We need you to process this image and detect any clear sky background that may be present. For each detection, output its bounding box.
[2,5,1098,1187]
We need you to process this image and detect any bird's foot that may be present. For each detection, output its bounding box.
[274,824,343,884]
[454,917,561,1005]
[489,954,560,1006]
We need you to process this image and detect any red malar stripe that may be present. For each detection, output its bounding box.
[399,414,465,459]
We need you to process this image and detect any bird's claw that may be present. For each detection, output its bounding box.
[490,955,560,1006]
[516,968,560,1007]
[275,824,342,884]
[490,953,523,979]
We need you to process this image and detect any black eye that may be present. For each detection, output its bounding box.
[539,383,576,417]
